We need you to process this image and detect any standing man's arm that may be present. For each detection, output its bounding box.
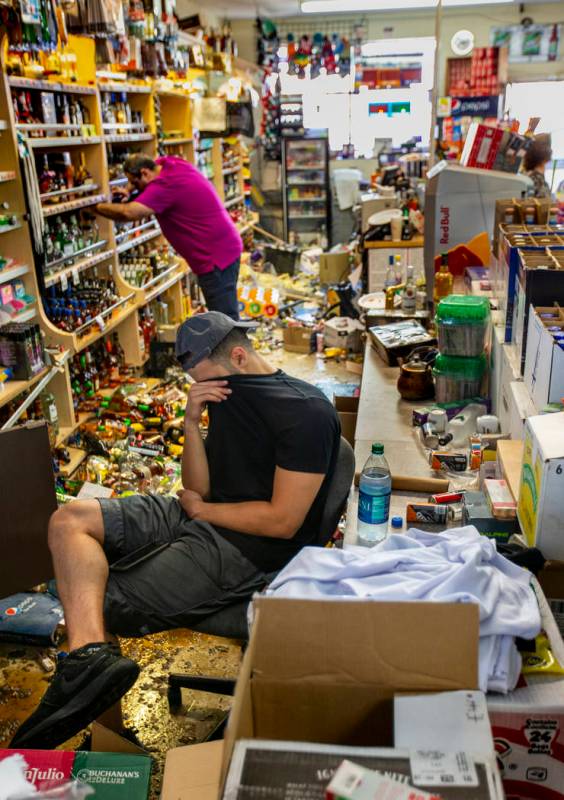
[95,201,154,222]
[181,380,232,499]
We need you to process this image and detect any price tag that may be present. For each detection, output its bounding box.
[60,273,68,291]
[72,267,79,285]
[410,751,478,788]
[95,314,106,332]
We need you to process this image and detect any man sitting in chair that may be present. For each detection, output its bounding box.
[12,312,341,749]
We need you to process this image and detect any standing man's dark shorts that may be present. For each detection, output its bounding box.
[198,258,240,321]
[99,493,267,638]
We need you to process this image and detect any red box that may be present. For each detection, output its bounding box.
[461,122,504,169]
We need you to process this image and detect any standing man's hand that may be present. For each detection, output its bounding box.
[184,381,231,427]
[111,186,131,203]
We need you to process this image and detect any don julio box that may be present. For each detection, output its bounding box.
[0,749,152,799]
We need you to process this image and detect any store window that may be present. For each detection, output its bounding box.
[504,80,564,193]
[270,36,435,155]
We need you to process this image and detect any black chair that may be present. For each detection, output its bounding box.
[167,436,355,729]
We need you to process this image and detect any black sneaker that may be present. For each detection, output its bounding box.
[10,642,140,750]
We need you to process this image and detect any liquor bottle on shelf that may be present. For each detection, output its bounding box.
[62,152,75,192]
[75,152,93,186]
[43,277,120,332]
[39,155,57,194]
[55,93,71,130]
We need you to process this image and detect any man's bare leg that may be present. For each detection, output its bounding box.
[10,499,139,749]
[48,500,109,651]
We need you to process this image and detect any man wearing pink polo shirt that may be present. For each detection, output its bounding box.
[95,154,243,319]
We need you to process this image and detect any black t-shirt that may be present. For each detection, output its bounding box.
[203,370,341,573]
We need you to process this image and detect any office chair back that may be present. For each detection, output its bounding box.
[191,436,355,640]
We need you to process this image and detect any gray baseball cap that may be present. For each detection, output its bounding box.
[175,311,257,369]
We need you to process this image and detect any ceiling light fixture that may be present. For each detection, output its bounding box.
[301,0,513,13]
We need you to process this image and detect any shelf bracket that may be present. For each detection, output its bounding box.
[1,351,70,432]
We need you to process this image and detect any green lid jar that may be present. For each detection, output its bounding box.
[436,295,491,357]
[433,354,487,403]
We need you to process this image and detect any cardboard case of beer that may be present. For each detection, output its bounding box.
[0,750,152,799]
[517,413,564,560]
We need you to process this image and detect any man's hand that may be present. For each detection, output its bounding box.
[111,186,130,203]
[185,381,231,426]
[177,488,205,519]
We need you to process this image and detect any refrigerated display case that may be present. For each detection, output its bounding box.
[282,135,331,245]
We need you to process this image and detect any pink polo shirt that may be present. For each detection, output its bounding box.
[137,156,243,276]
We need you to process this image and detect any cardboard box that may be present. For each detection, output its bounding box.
[488,582,564,800]
[525,306,564,408]
[518,414,564,560]
[335,395,359,447]
[283,325,314,354]
[495,227,564,344]
[513,253,564,374]
[507,380,538,441]
[0,724,151,799]
[319,252,351,284]
[493,199,553,257]
[462,491,518,543]
[161,740,223,800]
[325,317,364,353]
[220,596,479,790]
[496,439,524,502]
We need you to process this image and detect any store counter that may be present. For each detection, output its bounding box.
[345,341,448,546]
[365,235,424,293]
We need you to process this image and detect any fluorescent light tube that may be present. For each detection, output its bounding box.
[301,0,513,12]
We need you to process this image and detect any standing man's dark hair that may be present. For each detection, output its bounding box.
[123,154,158,176]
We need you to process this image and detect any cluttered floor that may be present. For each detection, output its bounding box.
[0,339,360,798]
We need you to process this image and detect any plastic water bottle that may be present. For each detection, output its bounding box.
[357,442,392,544]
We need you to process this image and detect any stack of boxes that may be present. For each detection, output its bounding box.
[447,46,508,97]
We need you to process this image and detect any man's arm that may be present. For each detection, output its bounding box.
[178,466,325,540]
[95,201,154,222]
[181,380,232,499]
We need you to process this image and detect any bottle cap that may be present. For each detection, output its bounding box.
[371,442,384,455]
[391,516,403,529]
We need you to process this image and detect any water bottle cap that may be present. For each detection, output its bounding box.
[391,516,403,529]
[371,442,384,455]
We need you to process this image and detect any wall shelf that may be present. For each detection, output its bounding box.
[99,82,152,95]
[0,366,50,411]
[11,304,37,323]
[116,225,161,254]
[73,296,137,353]
[40,183,100,202]
[8,76,96,95]
[225,194,244,209]
[222,166,241,176]
[162,136,193,146]
[28,136,102,148]
[44,247,115,288]
[0,263,29,283]
[105,133,154,144]
[42,192,106,217]
[58,445,87,477]
[0,221,22,235]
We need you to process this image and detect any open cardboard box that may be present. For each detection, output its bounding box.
[162,596,480,799]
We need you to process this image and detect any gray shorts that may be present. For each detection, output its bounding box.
[99,494,267,637]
